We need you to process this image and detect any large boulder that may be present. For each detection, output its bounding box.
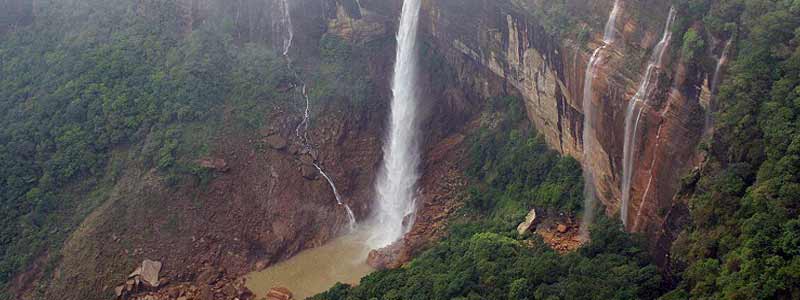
[366,242,403,270]
[127,259,162,287]
[140,259,163,287]
[516,208,538,235]
[266,287,293,300]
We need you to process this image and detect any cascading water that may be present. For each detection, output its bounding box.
[620,7,676,227]
[368,0,422,249]
[294,85,311,144]
[274,0,355,230]
[277,0,294,56]
[580,0,621,239]
[314,164,357,230]
[704,38,733,134]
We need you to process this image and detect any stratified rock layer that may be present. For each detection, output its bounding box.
[418,0,712,246]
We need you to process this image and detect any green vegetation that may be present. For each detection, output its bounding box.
[680,28,705,64]
[466,97,583,217]
[313,217,661,300]
[312,98,661,300]
[0,1,295,296]
[662,0,800,299]
[0,0,384,296]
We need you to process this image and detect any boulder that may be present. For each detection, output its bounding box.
[197,158,229,172]
[366,242,403,270]
[141,259,163,287]
[128,266,143,278]
[266,287,293,300]
[265,135,288,150]
[516,208,538,235]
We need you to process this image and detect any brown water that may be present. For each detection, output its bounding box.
[245,229,375,299]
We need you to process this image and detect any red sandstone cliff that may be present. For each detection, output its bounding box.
[416,0,718,248]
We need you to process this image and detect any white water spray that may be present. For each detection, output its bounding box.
[294,84,311,144]
[369,0,422,249]
[580,0,621,239]
[704,38,733,134]
[277,0,294,56]
[275,0,355,231]
[620,7,676,227]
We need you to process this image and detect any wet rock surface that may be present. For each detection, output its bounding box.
[420,0,711,255]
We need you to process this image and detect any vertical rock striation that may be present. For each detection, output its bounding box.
[417,0,714,250]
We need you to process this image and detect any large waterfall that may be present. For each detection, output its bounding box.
[620,7,677,227]
[369,0,422,249]
[580,0,621,239]
[275,0,356,231]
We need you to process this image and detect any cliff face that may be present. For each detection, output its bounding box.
[4,0,724,297]
[417,0,713,244]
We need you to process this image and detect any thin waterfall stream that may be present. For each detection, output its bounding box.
[244,2,375,297]
[704,38,733,135]
[277,0,355,230]
[580,0,621,239]
[314,163,357,231]
[620,7,677,227]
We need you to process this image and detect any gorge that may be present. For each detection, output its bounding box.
[2,0,799,299]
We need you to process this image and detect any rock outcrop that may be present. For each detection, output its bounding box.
[417,0,716,251]
[265,287,294,300]
[516,208,538,235]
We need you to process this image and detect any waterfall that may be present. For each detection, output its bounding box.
[620,7,677,227]
[368,0,422,249]
[314,164,357,230]
[580,0,621,239]
[294,84,311,145]
[277,0,294,56]
[704,38,733,134]
[274,0,355,231]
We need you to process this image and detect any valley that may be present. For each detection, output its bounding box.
[1,0,799,299]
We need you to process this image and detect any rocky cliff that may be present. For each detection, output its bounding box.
[3,0,730,298]
[415,0,720,252]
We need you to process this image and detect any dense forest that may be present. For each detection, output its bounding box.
[0,1,378,298]
[0,3,284,295]
[663,0,800,298]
